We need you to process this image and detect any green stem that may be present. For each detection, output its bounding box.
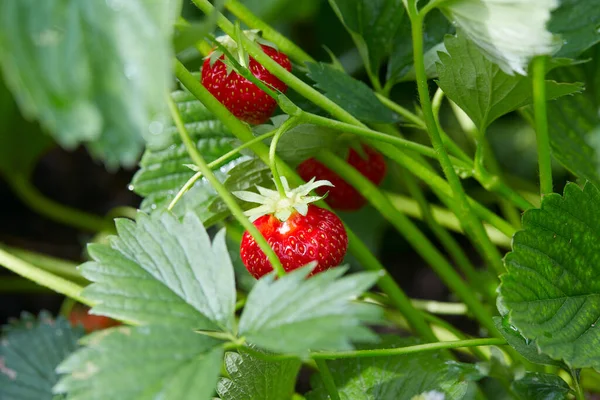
[300,112,472,172]
[311,338,505,360]
[0,245,86,283]
[431,88,472,163]
[384,192,512,247]
[0,247,91,305]
[374,93,427,129]
[365,293,468,315]
[315,359,341,400]
[317,150,498,335]
[168,129,278,210]
[224,0,315,65]
[410,13,504,276]
[175,61,435,341]
[398,165,490,291]
[166,94,286,277]
[532,56,553,196]
[378,145,516,239]
[269,117,299,197]
[6,174,110,232]
[237,338,505,361]
[571,368,586,400]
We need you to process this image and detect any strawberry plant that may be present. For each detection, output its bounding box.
[0,0,599,399]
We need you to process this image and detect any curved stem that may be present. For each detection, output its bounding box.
[312,338,505,360]
[168,129,278,210]
[6,174,110,232]
[532,56,553,196]
[315,359,341,400]
[174,61,435,341]
[316,150,498,336]
[0,247,91,306]
[410,13,504,276]
[166,94,286,277]
[269,117,299,197]
[223,0,315,65]
[237,337,506,361]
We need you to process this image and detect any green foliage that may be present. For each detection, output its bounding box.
[0,0,173,168]
[493,317,562,367]
[329,0,405,77]
[217,347,302,400]
[511,372,571,400]
[81,212,236,332]
[0,312,84,400]
[549,0,600,58]
[54,326,224,400]
[306,62,398,124]
[500,182,600,369]
[307,336,481,400]
[238,265,382,355]
[436,34,583,132]
[543,48,600,186]
[387,10,452,84]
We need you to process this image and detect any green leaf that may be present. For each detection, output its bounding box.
[0,0,173,169]
[131,90,239,218]
[0,79,53,179]
[328,0,405,76]
[511,372,570,400]
[439,0,561,75]
[493,317,562,367]
[387,10,453,84]
[436,34,583,132]
[81,211,236,332]
[0,311,84,400]
[238,266,382,355]
[307,336,481,400]
[54,326,224,400]
[549,0,600,58]
[499,182,600,369]
[306,62,399,124]
[542,51,600,186]
[217,346,301,400]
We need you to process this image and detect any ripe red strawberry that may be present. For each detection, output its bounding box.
[297,145,387,211]
[241,205,348,279]
[201,34,291,125]
[234,177,348,279]
[69,306,120,333]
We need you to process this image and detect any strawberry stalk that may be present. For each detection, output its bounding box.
[166,94,287,277]
[269,117,300,198]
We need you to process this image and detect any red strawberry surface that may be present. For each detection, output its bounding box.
[201,44,291,125]
[69,307,120,333]
[240,205,348,279]
[297,145,387,211]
